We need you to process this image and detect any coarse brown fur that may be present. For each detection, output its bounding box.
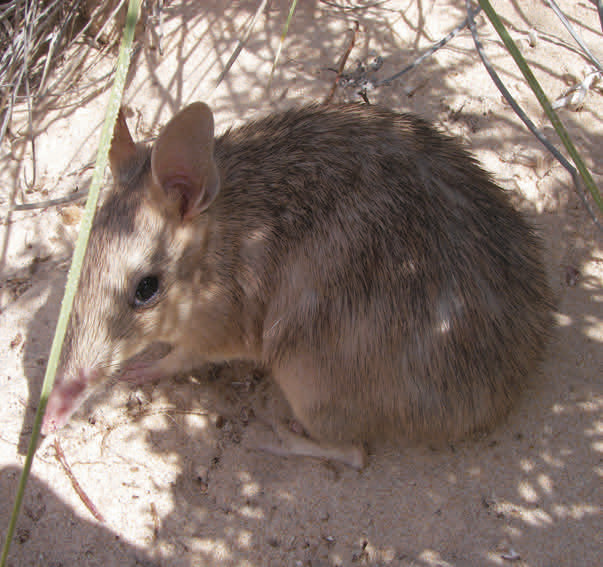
[44,103,553,465]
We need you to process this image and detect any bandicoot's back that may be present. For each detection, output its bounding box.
[211,104,551,443]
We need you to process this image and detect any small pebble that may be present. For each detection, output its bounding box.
[10,332,23,349]
[501,548,521,561]
[59,204,83,225]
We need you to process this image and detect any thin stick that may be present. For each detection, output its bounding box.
[93,0,128,45]
[377,5,482,86]
[268,0,299,88]
[545,0,602,73]
[23,15,36,191]
[324,20,360,104]
[214,0,269,89]
[53,438,105,522]
[13,190,89,211]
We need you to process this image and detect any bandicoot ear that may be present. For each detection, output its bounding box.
[109,107,138,181]
[150,102,221,220]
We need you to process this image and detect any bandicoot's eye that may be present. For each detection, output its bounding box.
[133,275,160,307]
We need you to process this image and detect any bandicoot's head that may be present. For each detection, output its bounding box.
[42,103,221,433]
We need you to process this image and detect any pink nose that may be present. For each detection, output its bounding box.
[41,368,98,434]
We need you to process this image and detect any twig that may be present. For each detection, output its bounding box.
[546,0,602,73]
[13,190,89,211]
[66,1,114,51]
[319,0,389,11]
[377,5,482,86]
[214,0,269,89]
[268,0,299,88]
[150,502,159,541]
[93,0,128,45]
[23,6,36,191]
[53,438,105,523]
[467,2,602,231]
[38,0,83,96]
[324,20,360,104]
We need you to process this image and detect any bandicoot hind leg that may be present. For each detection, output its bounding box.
[254,359,368,469]
[255,421,367,470]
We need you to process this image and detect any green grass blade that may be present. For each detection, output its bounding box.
[268,0,299,88]
[0,1,142,564]
[478,0,601,212]
[214,0,269,89]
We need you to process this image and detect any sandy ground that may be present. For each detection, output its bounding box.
[0,1,601,566]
